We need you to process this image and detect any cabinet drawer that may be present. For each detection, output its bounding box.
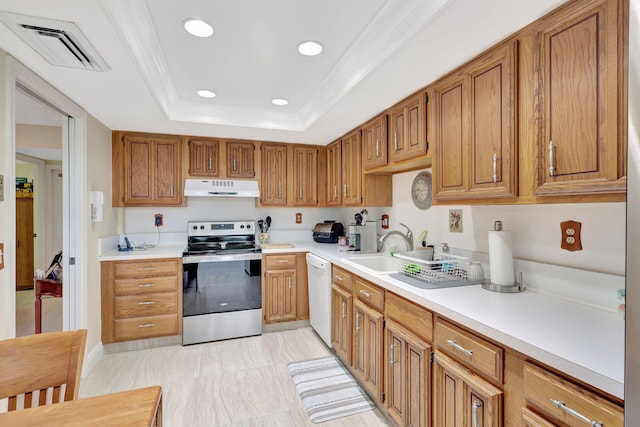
[523,363,623,427]
[264,254,297,270]
[114,260,179,278]
[114,276,178,295]
[114,314,179,342]
[354,278,384,312]
[434,317,503,383]
[385,291,433,342]
[114,292,178,318]
[521,407,556,427]
[332,266,353,291]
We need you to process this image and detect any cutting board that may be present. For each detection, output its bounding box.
[261,243,295,249]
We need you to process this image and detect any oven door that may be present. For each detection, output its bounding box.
[182,255,262,345]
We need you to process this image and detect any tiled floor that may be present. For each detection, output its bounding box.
[81,328,390,427]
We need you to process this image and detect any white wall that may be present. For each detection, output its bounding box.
[0,49,12,339]
[390,170,626,276]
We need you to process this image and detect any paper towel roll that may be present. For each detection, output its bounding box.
[488,230,515,285]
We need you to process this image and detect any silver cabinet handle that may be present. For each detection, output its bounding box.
[390,343,396,365]
[299,186,303,200]
[492,153,499,183]
[355,312,361,331]
[170,183,174,198]
[343,184,347,197]
[335,275,344,282]
[334,185,338,199]
[341,301,346,319]
[375,139,380,157]
[278,186,282,199]
[138,283,155,288]
[233,157,237,171]
[359,289,371,298]
[394,132,399,151]
[472,400,482,427]
[137,301,155,305]
[288,276,292,288]
[550,399,603,427]
[137,267,155,271]
[548,140,555,176]
[275,259,289,264]
[208,157,213,171]
[138,323,155,328]
[447,339,473,356]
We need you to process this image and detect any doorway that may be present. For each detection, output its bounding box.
[14,89,65,336]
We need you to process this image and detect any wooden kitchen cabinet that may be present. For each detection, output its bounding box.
[341,129,363,206]
[326,140,342,206]
[388,92,427,163]
[188,138,219,177]
[262,253,309,324]
[533,0,625,197]
[331,284,353,365]
[353,299,384,402]
[433,352,503,427]
[432,40,518,202]
[385,319,431,427]
[112,132,183,206]
[362,113,388,170]
[260,144,287,206]
[101,258,182,343]
[227,141,255,178]
[292,145,319,206]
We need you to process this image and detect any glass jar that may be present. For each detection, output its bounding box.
[467,261,485,281]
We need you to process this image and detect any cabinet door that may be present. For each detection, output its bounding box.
[188,139,219,177]
[432,352,503,427]
[326,140,342,206]
[260,144,287,206]
[467,41,517,198]
[331,284,353,365]
[389,93,426,163]
[386,319,431,427]
[521,407,556,427]
[16,198,35,290]
[362,114,388,170]
[534,0,624,196]
[293,146,318,206]
[353,300,384,402]
[123,134,182,205]
[264,270,297,323]
[341,130,362,206]
[227,141,255,178]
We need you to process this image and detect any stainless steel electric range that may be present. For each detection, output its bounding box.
[182,220,262,345]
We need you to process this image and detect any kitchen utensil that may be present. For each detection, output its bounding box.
[354,212,363,225]
[265,216,271,232]
[258,219,264,232]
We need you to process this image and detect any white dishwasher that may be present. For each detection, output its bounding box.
[306,253,332,347]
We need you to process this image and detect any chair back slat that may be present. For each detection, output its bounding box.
[0,330,87,411]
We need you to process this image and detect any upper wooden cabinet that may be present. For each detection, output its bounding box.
[433,40,518,201]
[362,113,388,170]
[389,93,427,163]
[341,130,363,206]
[533,0,625,197]
[326,140,343,206]
[112,132,183,206]
[292,146,319,206]
[260,144,287,206]
[188,139,219,177]
[227,141,255,178]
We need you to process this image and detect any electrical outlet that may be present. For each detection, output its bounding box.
[560,220,582,251]
[154,214,163,227]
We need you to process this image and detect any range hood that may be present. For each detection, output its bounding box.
[184,179,260,198]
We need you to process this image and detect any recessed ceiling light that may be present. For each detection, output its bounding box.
[297,40,323,56]
[272,98,289,106]
[197,89,216,99]
[184,18,214,38]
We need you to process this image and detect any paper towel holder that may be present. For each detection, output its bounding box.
[482,271,524,293]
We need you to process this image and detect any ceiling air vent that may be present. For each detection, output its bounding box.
[0,12,109,71]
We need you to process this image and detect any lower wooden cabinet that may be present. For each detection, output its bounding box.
[101,258,182,344]
[385,319,431,427]
[331,283,353,365]
[262,253,309,324]
[432,352,503,427]
[521,407,556,427]
[353,299,384,402]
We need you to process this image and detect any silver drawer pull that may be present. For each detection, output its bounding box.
[138,283,155,288]
[390,343,396,365]
[359,289,371,298]
[447,339,473,356]
[548,140,556,177]
[138,323,155,328]
[275,260,289,264]
[550,399,603,427]
[137,267,155,271]
[335,275,344,282]
[138,301,155,305]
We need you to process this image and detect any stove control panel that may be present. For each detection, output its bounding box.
[187,221,256,237]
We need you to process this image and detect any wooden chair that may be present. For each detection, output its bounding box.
[0,329,87,411]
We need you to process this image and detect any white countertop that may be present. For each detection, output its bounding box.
[99,240,625,399]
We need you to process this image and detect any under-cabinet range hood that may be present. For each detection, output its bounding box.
[184,179,260,198]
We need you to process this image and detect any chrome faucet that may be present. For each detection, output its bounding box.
[378,223,414,252]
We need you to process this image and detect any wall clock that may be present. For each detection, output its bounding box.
[411,171,432,210]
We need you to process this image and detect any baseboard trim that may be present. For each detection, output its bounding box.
[83,341,104,377]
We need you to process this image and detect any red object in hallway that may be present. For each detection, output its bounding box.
[34,279,62,334]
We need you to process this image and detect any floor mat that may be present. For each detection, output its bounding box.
[288,356,375,424]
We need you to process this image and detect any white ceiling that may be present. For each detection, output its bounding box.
[0,0,567,145]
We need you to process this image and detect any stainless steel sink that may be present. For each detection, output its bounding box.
[341,254,398,275]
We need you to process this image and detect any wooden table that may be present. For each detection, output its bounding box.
[34,278,62,334]
[0,386,162,426]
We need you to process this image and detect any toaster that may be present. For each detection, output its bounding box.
[312,221,344,243]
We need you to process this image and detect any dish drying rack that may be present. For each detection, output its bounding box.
[392,251,471,283]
